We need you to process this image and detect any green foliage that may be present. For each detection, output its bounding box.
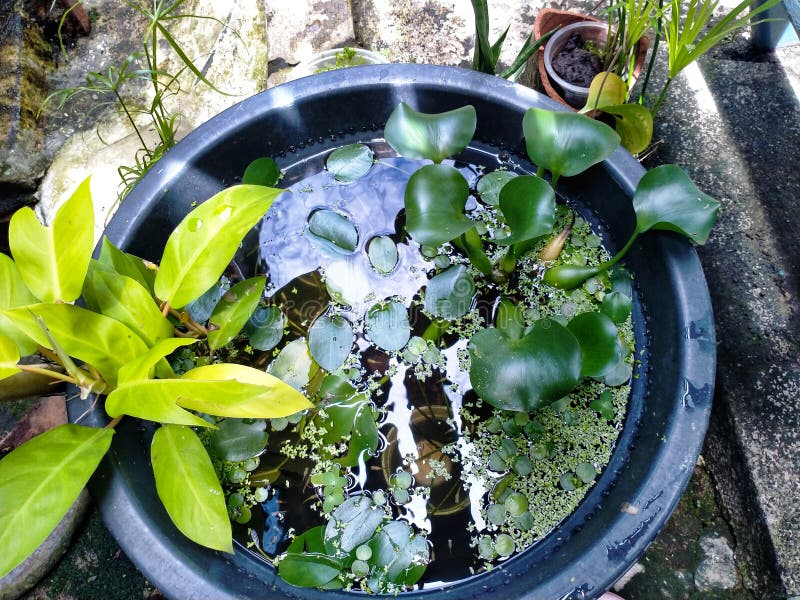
[245,306,285,351]
[243,157,280,187]
[326,144,375,183]
[495,175,556,246]
[0,333,21,380]
[366,236,399,274]
[566,312,622,378]
[207,276,266,350]
[424,265,476,320]
[308,314,354,372]
[307,210,359,254]
[151,425,233,553]
[210,419,268,462]
[385,103,477,164]
[404,164,472,247]
[364,300,411,352]
[0,425,113,578]
[476,170,517,206]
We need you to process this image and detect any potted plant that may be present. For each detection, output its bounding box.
[287,46,389,81]
[0,65,717,598]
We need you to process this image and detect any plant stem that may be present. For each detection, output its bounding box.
[598,230,639,271]
[105,416,123,429]
[15,364,76,385]
[422,319,449,343]
[114,90,150,155]
[456,228,493,276]
[651,77,673,118]
[638,0,663,104]
[499,246,517,274]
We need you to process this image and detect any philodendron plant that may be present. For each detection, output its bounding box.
[0,180,311,579]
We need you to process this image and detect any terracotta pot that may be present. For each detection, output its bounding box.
[531,8,650,109]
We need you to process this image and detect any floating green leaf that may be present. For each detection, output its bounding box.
[366,236,398,274]
[210,418,268,462]
[0,424,113,578]
[324,495,385,553]
[92,270,174,347]
[601,291,632,323]
[0,333,20,381]
[364,301,410,352]
[522,108,620,181]
[495,175,556,245]
[207,276,266,350]
[633,165,720,244]
[590,390,615,420]
[308,313,354,372]
[317,380,379,467]
[469,319,581,412]
[151,425,232,553]
[477,170,518,206]
[326,144,374,183]
[278,553,344,588]
[404,164,472,247]
[575,461,598,484]
[496,298,525,341]
[245,306,285,351]
[566,312,622,378]
[243,157,280,187]
[424,265,475,320]
[9,177,93,303]
[269,338,319,390]
[600,103,654,155]
[307,210,358,254]
[154,184,283,308]
[369,521,429,585]
[186,277,230,324]
[384,102,477,164]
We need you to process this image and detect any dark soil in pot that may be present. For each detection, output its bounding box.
[552,32,604,87]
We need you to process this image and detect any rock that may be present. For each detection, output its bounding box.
[694,532,738,591]
[0,0,53,190]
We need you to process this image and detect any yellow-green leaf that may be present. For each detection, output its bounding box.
[93,271,174,347]
[580,72,627,113]
[154,185,284,309]
[9,177,93,303]
[98,237,154,292]
[151,425,232,553]
[117,338,197,385]
[0,332,21,381]
[3,303,148,388]
[207,276,265,350]
[0,253,38,356]
[0,424,113,578]
[104,380,213,427]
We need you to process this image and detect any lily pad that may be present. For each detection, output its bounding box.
[366,236,398,274]
[245,306,285,351]
[326,144,374,183]
[424,265,475,320]
[308,313,354,372]
[243,157,280,187]
[269,338,318,390]
[384,102,477,164]
[566,312,621,378]
[369,521,429,585]
[575,461,597,484]
[324,495,385,553]
[477,170,518,206]
[469,319,581,412]
[365,301,410,352]
[210,418,268,462]
[404,164,472,247]
[495,175,556,246]
[307,210,359,254]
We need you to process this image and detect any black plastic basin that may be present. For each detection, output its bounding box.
[67,64,715,600]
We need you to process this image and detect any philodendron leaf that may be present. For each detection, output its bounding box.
[542,264,601,290]
[98,237,153,292]
[384,102,477,164]
[600,104,654,155]
[3,303,148,388]
[308,313,354,372]
[324,495,385,553]
[151,425,233,553]
[9,177,93,303]
[243,157,280,187]
[207,276,266,350]
[580,72,627,113]
[369,521,429,584]
[367,236,398,274]
[495,175,556,246]
[469,319,581,412]
[155,185,283,309]
[365,300,410,352]
[245,306,284,351]
[477,170,518,206]
[424,265,476,320]
[307,210,359,254]
[210,418,268,462]
[404,164,472,247]
[326,144,374,183]
[117,338,196,384]
[0,253,38,356]
[0,332,21,380]
[93,271,174,347]
[105,380,215,427]
[278,553,344,588]
[566,312,622,378]
[633,165,720,244]
[0,424,113,579]
[522,108,620,180]
[269,338,319,390]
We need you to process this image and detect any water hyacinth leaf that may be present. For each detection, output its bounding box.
[92,271,174,347]
[308,313,354,372]
[98,237,152,292]
[9,177,93,303]
[117,338,197,384]
[105,380,216,427]
[633,165,720,244]
[245,306,285,351]
[155,185,283,309]
[365,301,410,352]
[580,72,627,113]
[566,312,622,378]
[4,303,148,388]
[476,170,518,206]
[601,291,632,323]
[0,333,20,380]
[369,521,429,584]
[324,495,385,553]
[542,264,600,290]
[469,319,581,412]
[595,103,654,155]
[367,236,398,274]
[326,144,374,183]
[610,267,633,297]
[207,276,266,350]
[604,354,633,387]
[522,108,620,180]
[0,424,113,578]
[307,210,358,254]
[384,102,477,164]
[243,157,280,187]
[318,392,379,467]
[424,265,475,320]
[269,338,319,390]
[210,418,268,462]
[151,425,233,553]
[404,164,472,247]
[278,553,344,588]
[186,277,230,324]
[495,175,556,245]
